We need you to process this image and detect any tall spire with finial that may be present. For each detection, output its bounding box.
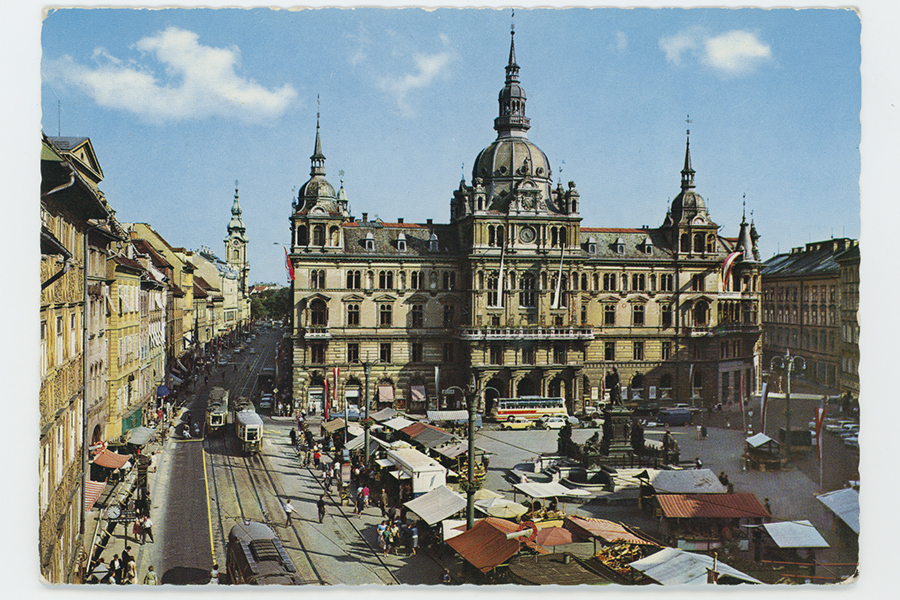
[681,115,695,190]
[494,15,530,137]
[310,94,325,177]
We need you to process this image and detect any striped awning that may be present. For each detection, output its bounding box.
[84,480,106,513]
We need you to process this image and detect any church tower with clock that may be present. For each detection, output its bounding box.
[225,183,250,295]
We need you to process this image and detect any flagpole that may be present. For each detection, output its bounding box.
[497,232,505,309]
[551,243,564,310]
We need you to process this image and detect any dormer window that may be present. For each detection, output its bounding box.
[429,233,439,252]
[615,236,625,255]
[397,232,407,252]
[643,236,653,254]
[365,232,375,252]
[587,236,597,255]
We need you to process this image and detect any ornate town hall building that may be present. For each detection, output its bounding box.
[288,32,763,416]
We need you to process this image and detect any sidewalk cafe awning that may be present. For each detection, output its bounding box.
[170,374,184,386]
[124,426,154,447]
[656,493,770,519]
[156,385,170,397]
[93,449,132,469]
[762,520,830,549]
[816,488,860,534]
[404,485,467,526]
[513,481,592,499]
[629,547,762,585]
[378,385,394,401]
[175,358,188,372]
[321,418,346,434]
[84,480,106,513]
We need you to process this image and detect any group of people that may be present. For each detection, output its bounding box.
[376,519,419,557]
[88,546,137,584]
[130,514,155,544]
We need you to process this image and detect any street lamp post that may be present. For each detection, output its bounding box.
[443,382,478,529]
[363,354,372,465]
[769,349,805,457]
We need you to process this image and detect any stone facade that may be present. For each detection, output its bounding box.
[761,238,859,396]
[288,33,763,417]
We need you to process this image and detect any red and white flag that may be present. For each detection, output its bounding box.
[722,251,742,289]
[282,245,295,282]
[815,406,827,462]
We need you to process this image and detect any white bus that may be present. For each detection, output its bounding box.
[491,396,567,422]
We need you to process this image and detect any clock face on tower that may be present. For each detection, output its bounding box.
[232,239,240,246]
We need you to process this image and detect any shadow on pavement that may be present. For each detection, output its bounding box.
[161,565,210,585]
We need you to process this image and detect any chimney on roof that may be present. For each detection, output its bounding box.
[427,218,433,227]
[398,218,404,224]
[362,212,368,223]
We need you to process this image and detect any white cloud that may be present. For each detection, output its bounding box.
[659,27,772,76]
[379,50,454,115]
[43,27,296,123]
[614,31,628,53]
[703,30,773,74]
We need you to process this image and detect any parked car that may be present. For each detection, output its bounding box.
[217,357,228,366]
[826,420,855,434]
[500,416,534,431]
[332,406,361,421]
[259,393,274,410]
[583,403,609,420]
[540,416,567,430]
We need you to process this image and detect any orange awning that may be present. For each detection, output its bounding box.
[93,449,132,469]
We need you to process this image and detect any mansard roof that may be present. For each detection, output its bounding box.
[341,221,459,256]
[579,228,673,259]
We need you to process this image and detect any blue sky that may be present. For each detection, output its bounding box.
[37,5,862,284]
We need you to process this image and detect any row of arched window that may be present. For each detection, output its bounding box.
[336,269,457,291]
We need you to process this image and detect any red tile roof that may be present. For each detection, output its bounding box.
[447,517,540,573]
[656,493,769,519]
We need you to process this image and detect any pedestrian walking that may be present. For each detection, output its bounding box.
[362,485,370,508]
[284,499,294,526]
[314,449,321,469]
[142,565,159,585]
[121,546,133,571]
[142,515,154,543]
[317,495,326,523]
[108,554,121,584]
[209,564,220,584]
[410,524,419,555]
[124,559,136,584]
[289,428,297,448]
[356,490,365,515]
[380,488,389,518]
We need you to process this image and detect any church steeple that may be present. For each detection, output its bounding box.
[228,182,246,237]
[310,108,326,177]
[494,27,530,138]
[681,133,696,191]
